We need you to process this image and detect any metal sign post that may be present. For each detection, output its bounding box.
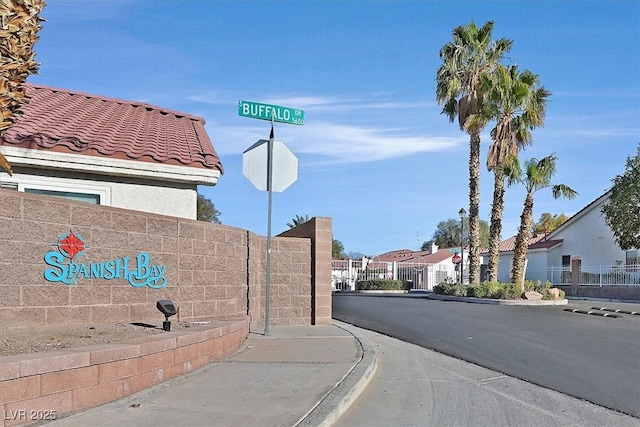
[240,101,303,336]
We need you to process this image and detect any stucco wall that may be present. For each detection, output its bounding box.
[548,197,625,267]
[1,167,198,220]
[0,189,325,329]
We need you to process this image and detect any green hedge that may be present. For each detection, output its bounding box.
[356,279,411,291]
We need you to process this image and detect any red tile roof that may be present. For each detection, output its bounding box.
[374,248,455,265]
[1,84,223,173]
[482,233,563,254]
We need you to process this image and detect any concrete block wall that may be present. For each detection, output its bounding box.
[0,189,330,329]
[0,318,249,427]
[278,217,333,325]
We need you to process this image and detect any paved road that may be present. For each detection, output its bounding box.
[333,294,640,418]
[334,322,640,427]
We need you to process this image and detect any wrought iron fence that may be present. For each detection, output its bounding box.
[526,264,640,287]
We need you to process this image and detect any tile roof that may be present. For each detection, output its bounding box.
[1,84,223,173]
[374,248,455,265]
[482,232,563,254]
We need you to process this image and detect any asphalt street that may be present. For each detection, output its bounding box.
[332,294,640,418]
[334,322,640,427]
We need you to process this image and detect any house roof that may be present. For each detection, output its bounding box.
[547,191,611,239]
[1,84,223,173]
[481,232,563,254]
[374,248,455,265]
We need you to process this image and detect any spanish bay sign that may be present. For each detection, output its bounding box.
[238,100,305,125]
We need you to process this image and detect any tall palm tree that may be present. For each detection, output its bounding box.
[436,21,512,284]
[482,65,551,281]
[504,154,578,288]
[0,0,46,176]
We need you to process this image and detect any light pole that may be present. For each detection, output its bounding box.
[459,208,466,284]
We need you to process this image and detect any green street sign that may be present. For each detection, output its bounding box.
[238,100,305,126]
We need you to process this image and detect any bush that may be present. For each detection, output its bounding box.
[356,279,403,291]
[433,282,467,296]
[434,280,565,301]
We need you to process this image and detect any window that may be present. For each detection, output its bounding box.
[0,176,110,205]
[561,255,571,267]
[626,250,639,266]
[24,188,100,204]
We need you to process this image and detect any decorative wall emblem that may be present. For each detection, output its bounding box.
[43,229,167,288]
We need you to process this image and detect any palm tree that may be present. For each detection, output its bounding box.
[436,21,512,284]
[483,65,551,281]
[504,154,578,289]
[0,0,46,175]
[287,214,310,229]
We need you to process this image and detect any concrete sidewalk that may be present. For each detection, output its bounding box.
[46,323,377,427]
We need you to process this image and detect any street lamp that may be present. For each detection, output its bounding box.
[458,208,466,284]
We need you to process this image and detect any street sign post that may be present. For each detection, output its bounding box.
[239,100,303,336]
[238,100,305,125]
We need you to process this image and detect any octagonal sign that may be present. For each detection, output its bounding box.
[243,139,298,192]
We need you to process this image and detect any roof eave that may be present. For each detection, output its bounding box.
[2,146,220,185]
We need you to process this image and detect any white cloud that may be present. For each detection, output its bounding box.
[210,120,464,165]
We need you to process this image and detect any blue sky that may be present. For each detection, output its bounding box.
[29,0,639,256]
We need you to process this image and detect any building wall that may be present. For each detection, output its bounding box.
[547,196,625,268]
[1,168,198,220]
[0,189,324,330]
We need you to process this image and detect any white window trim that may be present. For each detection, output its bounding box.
[8,176,111,205]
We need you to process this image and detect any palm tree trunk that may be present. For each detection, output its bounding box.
[512,192,534,290]
[487,168,505,282]
[467,131,481,284]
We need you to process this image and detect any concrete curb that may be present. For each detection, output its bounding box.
[425,293,569,305]
[296,320,378,427]
[334,291,568,305]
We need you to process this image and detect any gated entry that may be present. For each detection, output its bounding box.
[331,259,451,291]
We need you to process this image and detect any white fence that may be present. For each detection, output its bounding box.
[331,259,453,291]
[524,264,640,287]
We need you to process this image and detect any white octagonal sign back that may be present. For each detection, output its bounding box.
[243,139,298,192]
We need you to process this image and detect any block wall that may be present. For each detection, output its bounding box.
[0,189,327,329]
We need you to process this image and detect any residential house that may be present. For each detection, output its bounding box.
[332,244,464,291]
[0,84,223,219]
[487,191,639,285]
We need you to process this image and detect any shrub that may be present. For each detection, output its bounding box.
[401,280,414,291]
[356,279,403,291]
[433,282,467,296]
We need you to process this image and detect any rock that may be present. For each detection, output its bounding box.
[548,288,561,300]
[523,290,543,301]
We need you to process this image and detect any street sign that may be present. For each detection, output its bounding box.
[452,254,461,264]
[238,100,305,125]
[243,139,298,192]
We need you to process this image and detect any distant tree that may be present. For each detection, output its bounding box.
[533,212,569,234]
[0,0,46,175]
[287,214,310,228]
[421,240,434,251]
[347,251,366,259]
[431,218,489,248]
[197,194,221,224]
[332,238,346,259]
[602,146,640,250]
[504,154,578,288]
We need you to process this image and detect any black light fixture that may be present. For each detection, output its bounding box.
[156,299,177,331]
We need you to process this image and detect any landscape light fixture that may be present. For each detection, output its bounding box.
[458,208,467,285]
[156,299,177,331]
